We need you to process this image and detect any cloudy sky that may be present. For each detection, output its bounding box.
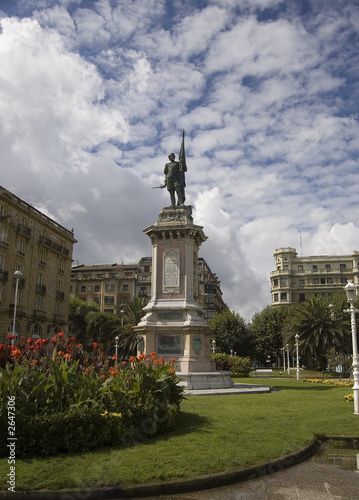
[1,0,359,320]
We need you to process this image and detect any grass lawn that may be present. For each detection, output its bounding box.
[0,377,357,491]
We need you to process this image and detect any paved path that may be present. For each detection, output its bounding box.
[135,452,359,500]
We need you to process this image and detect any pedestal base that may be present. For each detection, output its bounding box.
[177,371,234,390]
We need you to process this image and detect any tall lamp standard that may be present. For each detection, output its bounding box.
[212,339,216,354]
[114,335,119,357]
[344,281,359,415]
[295,334,300,381]
[282,347,286,372]
[286,343,290,375]
[12,270,23,344]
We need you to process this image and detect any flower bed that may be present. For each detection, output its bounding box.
[303,378,354,402]
[0,334,183,457]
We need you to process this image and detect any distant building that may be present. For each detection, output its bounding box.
[270,247,359,306]
[71,256,227,321]
[197,257,228,321]
[0,186,76,343]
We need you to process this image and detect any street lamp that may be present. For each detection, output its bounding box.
[286,343,290,375]
[295,334,300,381]
[282,347,286,372]
[212,339,216,354]
[114,335,119,357]
[344,280,359,415]
[120,309,125,328]
[11,270,23,344]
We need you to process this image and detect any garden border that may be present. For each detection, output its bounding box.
[2,435,348,499]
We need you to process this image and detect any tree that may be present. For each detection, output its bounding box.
[68,297,99,348]
[116,297,149,359]
[284,295,351,371]
[249,305,290,366]
[208,310,250,355]
[85,311,121,346]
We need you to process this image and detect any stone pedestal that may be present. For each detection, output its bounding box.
[133,206,233,390]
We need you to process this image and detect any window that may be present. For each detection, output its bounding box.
[273,293,278,302]
[94,296,100,304]
[298,265,303,271]
[105,284,115,292]
[104,309,114,314]
[299,279,304,286]
[280,278,286,285]
[320,278,325,284]
[327,278,332,284]
[280,292,287,301]
[312,265,317,270]
[142,276,148,281]
[95,285,100,292]
[70,285,73,292]
[0,228,8,246]
[104,296,114,304]
[299,294,305,303]
[273,279,278,286]
[0,284,2,302]
[340,264,346,270]
[314,278,319,284]
[81,285,86,292]
[17,239,25,256]
[0,204,4,217]
[325,264,330,271]
[144,266,150,273]
[123,284,128,291]
[0,256,4,270]
[39,249,46,265]
[341,278,347,284]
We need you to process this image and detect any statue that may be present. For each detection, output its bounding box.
[158,130,187,207]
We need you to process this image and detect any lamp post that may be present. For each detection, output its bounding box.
[344,281,359,415]
[212,339,216,354]
[12,270,23,344]
[282,347,286,372]
[286,343,290,375]
[114,335,119,357]
[120,310,125,328]
[295,334,300,381]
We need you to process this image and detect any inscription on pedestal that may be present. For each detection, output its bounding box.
[157,311,183,321]
[163,248,180,293]
[158,335,182,354]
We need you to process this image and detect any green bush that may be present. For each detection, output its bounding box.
[0,352,183,458]
[212,353,251,377]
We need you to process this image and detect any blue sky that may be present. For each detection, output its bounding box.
[1,0,359,319]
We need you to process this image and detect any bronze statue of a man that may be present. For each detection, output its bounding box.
[161,152,187,207]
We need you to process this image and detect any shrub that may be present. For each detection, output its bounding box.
[212,353,251,377]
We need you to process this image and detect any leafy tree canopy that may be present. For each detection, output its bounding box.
[209,310,250,356]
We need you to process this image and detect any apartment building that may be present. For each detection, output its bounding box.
[70,258,151,314]
[197,257,228,321]
[0,186,76,343]
[71,256,227,321]
[270,247,358,306]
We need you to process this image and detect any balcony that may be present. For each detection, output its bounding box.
[56,290,65,301]
[0,240,9,248]
[0,270,9,282]
[36,284,47,294]
[9,305,26,316]
[17,224,32,237]
[53,314,65,324]
[39,236,69,257]
[33,310,47,320]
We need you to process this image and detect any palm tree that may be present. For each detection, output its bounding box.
[284,296,350,371]
[116,296,149,359]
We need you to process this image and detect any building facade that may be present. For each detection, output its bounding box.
[270,247,359,306]
[0,186,76,343]
[197,257,228,321]
[71,256,227,322]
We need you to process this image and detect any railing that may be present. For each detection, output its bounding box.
[0,240,9,248]
[53,314,65,323]
[17,224,32,237]
[0,270,9,282]
[9,305,26,316]
[33,310,47,320]
[36,284,47,294]
[39,236,69,256]
[56,290,65,301]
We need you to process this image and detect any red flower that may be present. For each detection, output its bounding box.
[69,337,76,343]
[121,361,127,366]
[51,337,57,344]
[27,337,34,344]
[7,334,15,340]
[112,354,118,360]
[129,356,136,364]
[93,343,99,350]
[64,353,71,360]
[12,348,21,359]
[56,331,64,338]
[170,358,176,364]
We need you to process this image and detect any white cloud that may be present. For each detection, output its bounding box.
[1,1,359,321]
